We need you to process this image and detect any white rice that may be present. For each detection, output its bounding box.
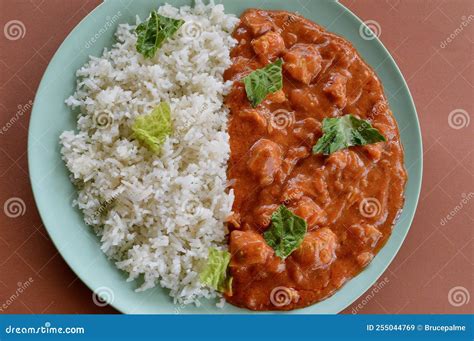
[60,1,239,305]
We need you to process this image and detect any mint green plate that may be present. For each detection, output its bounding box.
[28,0,422,314]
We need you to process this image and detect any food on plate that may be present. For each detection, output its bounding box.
[60,2,406,311]
[60,2,239,306]
[224,9,406,310]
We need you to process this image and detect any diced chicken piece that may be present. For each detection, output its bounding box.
[345,151,365,176]
[283,44,322,84]
[251,31,286,62]
[265,89,286,104]
[284,32,298,47]
[291,227,338,269]
[371,102,397,140]
[371,100,389,117]
[224,84,247,110]
[281,174,318,203]
[226,56,261,81]
[225,56,260,81]
[346,150,367,177]
[323,72,348,108]
[326,150,362,192]
[288,145,311,159]
[257,183,282,204]
[242,10,274,36]
[326,149,349,169]
[326,150,365,178]
[280,146,310,180]
[254,204,279,228]
[356,251,374,267]
[373,122,395,141]
[292,118,321,146]
[289,196,327,229]
[349,224,382,248]
[287,263,307,287]
[319,41,353,69]
[247,139,283,187]
[345,185,363,208]
[312,168,330,205]
[230,230,273,267]
[238,108,268,130]
[295,22,322,43]
[289,88,319,112]
[363,142,384,162]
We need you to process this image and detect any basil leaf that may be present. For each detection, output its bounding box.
[264,205,307,259]
[131,102,172,153]
[200,248,232,293]
[135,11,184,59]
[312,114,386,155]
[243,59,283,107]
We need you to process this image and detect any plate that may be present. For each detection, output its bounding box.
[28,0,422,314]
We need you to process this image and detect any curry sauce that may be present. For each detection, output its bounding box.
[223,9,407,310]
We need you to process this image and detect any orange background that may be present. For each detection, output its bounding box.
[0,0,472,314]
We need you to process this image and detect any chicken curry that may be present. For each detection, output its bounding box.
[223,9,407,310]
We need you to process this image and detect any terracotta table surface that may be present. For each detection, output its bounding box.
[0,0,472,314]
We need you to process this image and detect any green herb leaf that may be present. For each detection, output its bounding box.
[243,59,283,107]
[131,102,172,153]
[135,11,184,58]
[312,114,386,155]
[263,205,307,259]
[200,248,232,293]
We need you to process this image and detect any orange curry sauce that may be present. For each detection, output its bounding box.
[223,9,407,310]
